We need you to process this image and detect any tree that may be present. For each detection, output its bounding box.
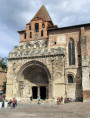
[0,57,7,71]
[0,57,7,94]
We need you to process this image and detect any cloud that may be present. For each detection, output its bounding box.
[0,0,90,57]
[47,0,90,26]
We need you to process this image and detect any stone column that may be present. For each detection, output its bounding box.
[46,86,48,99]
[30,87,32,97]
[48,80,54,99]
[48,59,55,99]
[38,86,40,97]
[81,27,90,101]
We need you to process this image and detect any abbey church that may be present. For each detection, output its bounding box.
[6,5,90,102]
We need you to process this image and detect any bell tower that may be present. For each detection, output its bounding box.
[18,5,57,43]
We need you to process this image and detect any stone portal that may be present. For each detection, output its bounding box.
[17,61,51,100]
[32,86,47,99]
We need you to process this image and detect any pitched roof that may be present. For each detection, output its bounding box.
[32,5,52,22]
[48,23,90,32]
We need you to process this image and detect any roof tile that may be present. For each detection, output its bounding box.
[32,5,52,22]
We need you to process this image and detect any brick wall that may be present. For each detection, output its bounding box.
[49,28,80,68]
[19,19,53,43]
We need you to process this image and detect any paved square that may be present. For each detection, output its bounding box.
[0,102,90,118]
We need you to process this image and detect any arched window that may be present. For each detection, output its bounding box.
[68,38,75,65]
[30,32,32,38]
[68,75,73,83]
[24,32,26,39]
[42,23,45,28]
[29,26,31,30]
[35,23,39,32]
[41,30,43,37]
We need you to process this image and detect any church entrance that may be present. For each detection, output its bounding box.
[32,87,38,99]
[32,86,47,99]
[18,61,51,99]
[40,86,46,99]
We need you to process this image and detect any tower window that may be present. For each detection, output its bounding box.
[35,23,39,32]
[30,32,32,38]
[29,26,31,30]
[42,23,45,28]
[68,75,73,83]
[54,41,56,45]
[68,38,75,65]
[41,30,43,37]
[24,32,26,39]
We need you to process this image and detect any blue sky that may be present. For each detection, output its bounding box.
[0,0,90,57]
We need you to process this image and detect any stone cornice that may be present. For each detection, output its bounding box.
[8,53,65,60]
[8,42,65,60]
[8,47,65,60]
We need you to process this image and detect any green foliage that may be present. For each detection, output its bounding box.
[0,57,7,71]
[0,99,3,102]
[0,57,7,94]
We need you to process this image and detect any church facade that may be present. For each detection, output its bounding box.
[6,5,90,102]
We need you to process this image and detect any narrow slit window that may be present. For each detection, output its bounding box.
[41,30,43,37]
[29,26,31,30]
[24,32,26,39]
[30,32,32,38]
[35,23,39,32]
[42,23,45,28]
[54,41,56,45]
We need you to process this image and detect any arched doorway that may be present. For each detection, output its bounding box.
[17,61,51,100]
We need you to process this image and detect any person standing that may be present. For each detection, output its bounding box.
[37,96,40,104]
[61,96,63,104]
[30,96,33,103]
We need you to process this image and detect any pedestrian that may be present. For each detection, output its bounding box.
[37,96,40,104]
[8,99,12,107]
[57,97,59,105]
[58,97,61,104]
[12,97,16,108]
[61,96,63,103]
[30,96,33,103]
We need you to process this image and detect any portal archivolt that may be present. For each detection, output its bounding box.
[16,60,51,99]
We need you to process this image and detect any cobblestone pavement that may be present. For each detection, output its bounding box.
[0,102,90,118]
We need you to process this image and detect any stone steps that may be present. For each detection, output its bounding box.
[17,99,56,104]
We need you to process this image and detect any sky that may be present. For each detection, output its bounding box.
[0,0,90,57]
